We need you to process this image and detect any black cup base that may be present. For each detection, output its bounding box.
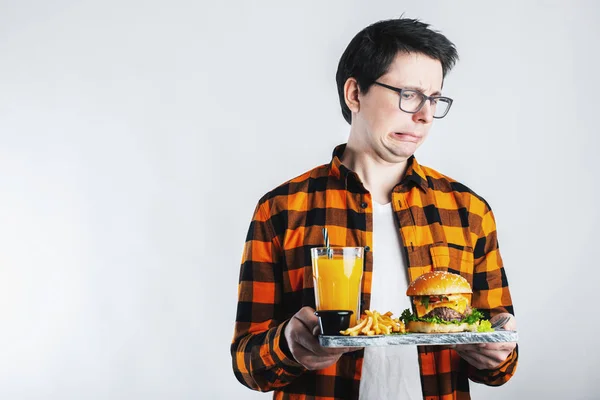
[314,310,353,336]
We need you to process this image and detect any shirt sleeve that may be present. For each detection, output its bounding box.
[230,199,306,391]
[467,208,519,385]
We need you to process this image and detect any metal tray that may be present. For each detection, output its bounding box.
[319,329,518,347]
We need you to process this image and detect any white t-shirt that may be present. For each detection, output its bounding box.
[359,201,422,400]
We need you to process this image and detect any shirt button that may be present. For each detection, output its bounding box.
[365,246,370,252]
[360,202,368,209]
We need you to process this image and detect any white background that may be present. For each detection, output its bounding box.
[1,1,598,399]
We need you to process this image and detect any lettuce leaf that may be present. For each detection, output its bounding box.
[462,308,484,324]
[477,320,494,332]
[400,307,490,327]
[400,308,418,324]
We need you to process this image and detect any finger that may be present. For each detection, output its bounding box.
[345,346,364,352]
[288,334,348,365]
[459,351,487,370]
[291,323,328,356]
[503,317,517,331]
[290,319,348,357]
[473,349,509,364]
[490,313,517,330]
[476,342,517,352]
[458,351,479,367]
[453,344,484,352]
[320,346,353,354]
[290,345,344,370]
[312,324,321,336]
[458,348,509,368]
[457,346,506,358]
[458,350,491,369]
[294,307,319,331]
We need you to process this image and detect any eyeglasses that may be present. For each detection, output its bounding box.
[373,81,453,119]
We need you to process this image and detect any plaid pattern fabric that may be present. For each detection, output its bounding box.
[231,144,518,399]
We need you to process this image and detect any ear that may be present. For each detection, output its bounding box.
[344,77,360,114]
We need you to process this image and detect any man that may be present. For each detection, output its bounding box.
[231,17,518,399]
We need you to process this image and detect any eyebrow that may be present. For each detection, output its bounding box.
[403,85,442,96]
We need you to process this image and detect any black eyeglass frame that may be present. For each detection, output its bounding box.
[372,81,453,119]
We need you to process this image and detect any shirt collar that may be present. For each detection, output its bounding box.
[329,143,429,192]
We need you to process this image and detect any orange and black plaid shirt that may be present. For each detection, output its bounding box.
[231,144,518,400]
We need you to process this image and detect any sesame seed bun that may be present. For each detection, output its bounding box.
[406,271,472,296]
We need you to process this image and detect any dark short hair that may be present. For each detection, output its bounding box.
[336,18,459,124]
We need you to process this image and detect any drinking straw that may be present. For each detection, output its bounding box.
[322,227,333,259]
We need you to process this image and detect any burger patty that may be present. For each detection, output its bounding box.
[424,305,472,322]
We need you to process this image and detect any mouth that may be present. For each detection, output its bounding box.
[392,132,420,143]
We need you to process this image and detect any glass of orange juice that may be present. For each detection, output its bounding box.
[311,247,364,326]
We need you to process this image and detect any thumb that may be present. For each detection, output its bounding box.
[491,313,517,330]
[312,323,321,336]
[293,306,319,334]
[502,314,517,331]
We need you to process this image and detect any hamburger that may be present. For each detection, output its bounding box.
[401,271,491,333]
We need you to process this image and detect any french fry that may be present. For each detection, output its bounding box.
[394,319,406,333]
[380,324,390,335]
[361,316,374,334]
[378,313,388,334]
[339,310,406,336]
[372,311,381,334]
[339,317,368,335]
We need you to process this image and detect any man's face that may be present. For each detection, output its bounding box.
[352,52,444,163]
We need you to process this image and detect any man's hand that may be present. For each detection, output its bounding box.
[284,306,352,370]
[452,313,517,370]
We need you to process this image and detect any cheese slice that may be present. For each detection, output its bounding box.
[413,295,469,318]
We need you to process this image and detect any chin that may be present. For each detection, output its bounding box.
[385,143,418,161]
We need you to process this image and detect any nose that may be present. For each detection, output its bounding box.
[413,100,434,124]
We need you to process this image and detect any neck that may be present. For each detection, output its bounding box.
[340,135,410,205]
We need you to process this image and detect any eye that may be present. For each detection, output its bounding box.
[401,91,417,100]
